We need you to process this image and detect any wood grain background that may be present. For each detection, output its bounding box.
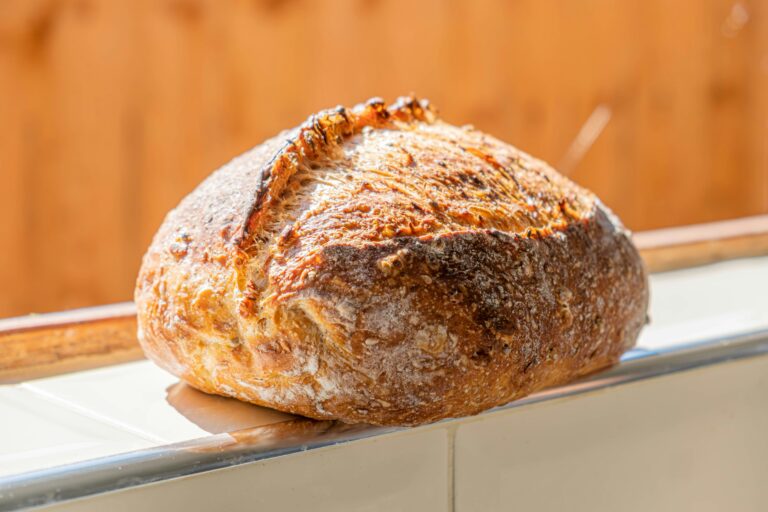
[1,0,767,317]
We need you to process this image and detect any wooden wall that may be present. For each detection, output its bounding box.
[1,0,767,317]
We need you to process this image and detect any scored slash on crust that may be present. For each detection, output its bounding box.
[238,96,437,253]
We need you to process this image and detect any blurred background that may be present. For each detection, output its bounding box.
[1,0,767,318]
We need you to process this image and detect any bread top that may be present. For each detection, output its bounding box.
[136,97,642,424]
[243,97,594,247]
[139,96,599,343]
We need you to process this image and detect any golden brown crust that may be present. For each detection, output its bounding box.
[135,96,648,426]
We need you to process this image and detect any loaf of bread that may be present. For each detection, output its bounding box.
[135,97,648,426]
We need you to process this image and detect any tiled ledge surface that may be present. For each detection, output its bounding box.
[1,256,767,507]
[0,363,294,478]
[30,347,768,512]
[638,256,768,349]
[0,386,152,477]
